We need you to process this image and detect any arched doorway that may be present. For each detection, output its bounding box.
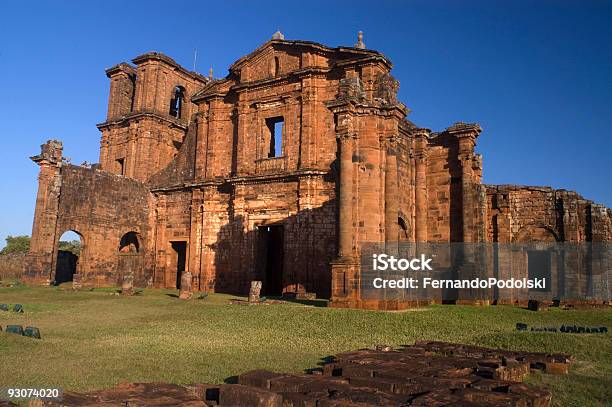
[513,225,559,298]
[55,230,83,284]
[118,231,143,284]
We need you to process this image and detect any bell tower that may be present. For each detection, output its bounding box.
[97,52,208,181]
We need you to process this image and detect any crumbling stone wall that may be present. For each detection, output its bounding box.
[486,185,611,304]
[26,141,150,286]
[486,185,611,243]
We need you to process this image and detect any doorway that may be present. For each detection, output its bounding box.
[55,230,83,284]
[171,241,187,289]
[257,225,284,296]
[528,250,551,292]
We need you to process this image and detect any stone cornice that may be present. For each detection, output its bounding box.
[105,63,136,78]
[326,98,407,117]
[412,128,432,139]
[150,170,329,193]
[228,39,392,73]
[446,122,483,138]
[336,133,357,142]
[97,112,188,131]
[131,52,209,83]
[332,55,392,70]
[227,68,327,95]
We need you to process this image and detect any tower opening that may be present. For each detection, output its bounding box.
[169,86,185,119]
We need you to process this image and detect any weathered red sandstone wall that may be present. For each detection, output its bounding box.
[486,185,612,243]
[57,165,151,285]
[27,143,151,286]
[150,189,192,289]
[150,170,337,296]
[425,136,462,242]
[485,185,611,304]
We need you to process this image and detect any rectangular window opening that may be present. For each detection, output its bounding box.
[266,117,284,158]
[116,158,125,175]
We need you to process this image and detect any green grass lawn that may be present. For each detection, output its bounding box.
[0,284,610,406]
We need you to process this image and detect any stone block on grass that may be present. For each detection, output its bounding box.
[23,326,41,339]
[238,370,286,389]
[218,384,282,407]
[5,325,24,335]
[527,300,541,311]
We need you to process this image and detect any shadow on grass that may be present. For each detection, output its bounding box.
[165,293,179,298]
[281,298,329,308]
[302,355,336,375]
[224,375,239,384]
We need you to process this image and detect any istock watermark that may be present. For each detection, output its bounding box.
[372,253,433,271]
[360,242,611,303]
[372,276,546,290]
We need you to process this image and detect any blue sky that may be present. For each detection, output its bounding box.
[1,0,611,248]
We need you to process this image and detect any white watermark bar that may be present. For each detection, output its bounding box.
[359,243,611,302]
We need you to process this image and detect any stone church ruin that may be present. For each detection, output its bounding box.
[25,33,611,309]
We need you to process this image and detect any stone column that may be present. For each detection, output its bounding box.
[194,108,209,179]
[188,189,203,291]
[99,131,109,171]
[28,140,63,284]
[447,123,482,243]
[459,151,473,242]
[199,186,220,292]
[447,123,484,303]
[153,197,168,288]
[385,137,399,244]
[338,134,354,258]
[414,130,429,242]
[235,100,250,175]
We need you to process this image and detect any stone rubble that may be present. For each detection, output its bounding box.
[33,341,569,406]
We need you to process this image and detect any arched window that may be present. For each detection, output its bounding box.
[169,86,185,119]
[274,56,280,77]
[119,231,140,253]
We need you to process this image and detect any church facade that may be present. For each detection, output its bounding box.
[25,33,611,309]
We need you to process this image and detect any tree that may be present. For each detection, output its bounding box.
[1,235,31,254]
[58,240,81,256]
[0,235,81,256]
